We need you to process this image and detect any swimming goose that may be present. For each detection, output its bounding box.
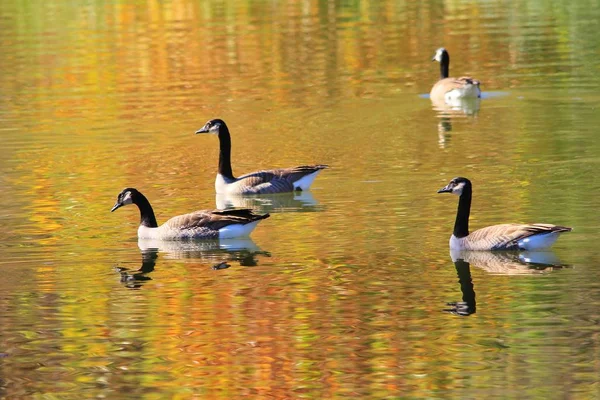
[438,177,571,251]
[431,48,481,103]
[111,188,270,240]
[196,119,328,195]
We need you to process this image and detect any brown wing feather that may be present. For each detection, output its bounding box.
[162,208,270,232]
[468,223,572,250]
[232,165,328,194]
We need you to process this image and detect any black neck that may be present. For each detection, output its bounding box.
[440,52,450,79]
[453,184,471,238]
[134,193,158,228]
[218,126,235,179]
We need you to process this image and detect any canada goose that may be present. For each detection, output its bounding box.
[431,48,481,103]
[196,119,328,194]
[111,188,270,240]
[438,177,571,251]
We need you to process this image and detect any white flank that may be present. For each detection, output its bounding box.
[218,220,260,239]
[518,232,561,251]
[293,170,322,191]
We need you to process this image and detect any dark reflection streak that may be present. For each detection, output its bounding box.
[445,259,477,317]
[116,249,158,289]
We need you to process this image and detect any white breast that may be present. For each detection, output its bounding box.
[215,174,230,194]
[138,225,160,239]
[449,235,469,250]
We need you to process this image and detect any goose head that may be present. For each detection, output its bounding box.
[111,188,139,212]
[432,47,449,63]
[196,119,227,135]
[437,177,471,196]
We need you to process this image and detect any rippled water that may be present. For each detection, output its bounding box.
[2,0,600,398]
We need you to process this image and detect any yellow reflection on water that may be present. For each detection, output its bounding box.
[0,0,599,398]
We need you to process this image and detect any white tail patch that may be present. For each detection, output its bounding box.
[293,170,322,191]
[445,84,481,103]
[518,232,562,250]
[218,220,261,239]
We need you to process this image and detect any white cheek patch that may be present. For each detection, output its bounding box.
[122,192,133,205]
[210,125,220,134]
[434,48,444,62]
[452,182,465,196]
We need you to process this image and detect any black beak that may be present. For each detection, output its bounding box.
[111,202,122,212]
[437,184,453,194]
[195,124,210,134]
[432,56,436,62]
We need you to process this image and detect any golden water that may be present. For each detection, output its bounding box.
[1,0,600,398]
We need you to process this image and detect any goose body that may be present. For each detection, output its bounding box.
[196,119,327,195]
[430,48,481,103]
[438,177,571,251]
[111,188,269,240]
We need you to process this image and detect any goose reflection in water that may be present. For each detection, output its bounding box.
[445,250,570,316]
[450,249,569,275]
[445,257,477,316]
[432,96,481,117]
[115,249,158,289]
[432,97,481,149]
[216,190,322,214]
[116,239,269,289]
[137,237,270,266]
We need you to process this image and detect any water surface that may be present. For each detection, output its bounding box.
[1,0,600,398]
